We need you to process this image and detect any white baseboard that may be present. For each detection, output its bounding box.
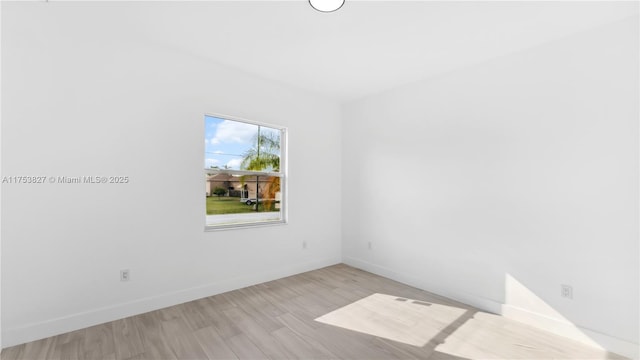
[343,256,503,314]
[343,256,639,360]
[502,304,639,359]
[2,257,341,349]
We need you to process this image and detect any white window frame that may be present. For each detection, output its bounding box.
[204,113,288,231]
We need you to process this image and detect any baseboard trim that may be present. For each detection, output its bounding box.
[502,304,639,359]
[343,256,639,359]
[2,257,341,349]
[343,256,503,314]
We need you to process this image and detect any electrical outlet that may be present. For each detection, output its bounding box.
[120,269,130,282]
[302,241,307,249]
[561,284,573,299]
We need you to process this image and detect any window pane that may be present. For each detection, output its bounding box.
[206,174,283,226]
[205,115,281,172]
[204,115,285,228]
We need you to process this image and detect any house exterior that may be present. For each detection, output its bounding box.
[205,173,278,200]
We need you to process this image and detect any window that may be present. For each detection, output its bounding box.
[204,114,286,229]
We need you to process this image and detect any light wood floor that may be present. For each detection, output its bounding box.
[1,264,626,360]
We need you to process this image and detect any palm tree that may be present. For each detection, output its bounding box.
[240,130,280,172]
[240,128,281,211]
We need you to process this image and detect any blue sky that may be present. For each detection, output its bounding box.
[205,115,279,170]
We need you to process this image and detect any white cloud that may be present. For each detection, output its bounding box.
[213,150,224,154]
[211,120,256,145]
[226,158,243,170]
[204,138,209,145]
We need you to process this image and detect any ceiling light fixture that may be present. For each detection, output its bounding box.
[309,0,345,13]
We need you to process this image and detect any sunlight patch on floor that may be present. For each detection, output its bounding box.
[503,273,607,350]
[433,311,623,360]
[314,293,466,347]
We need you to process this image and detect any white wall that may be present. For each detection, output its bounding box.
[2,2,638,357]
[342,16,639,358]
[0,1,3,348]
[1,3,341,347]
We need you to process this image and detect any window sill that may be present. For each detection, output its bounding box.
[205,219,287,232]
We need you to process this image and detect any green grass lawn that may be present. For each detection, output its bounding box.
[206,196,278,215]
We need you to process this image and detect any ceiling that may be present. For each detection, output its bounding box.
[11,1,640,103]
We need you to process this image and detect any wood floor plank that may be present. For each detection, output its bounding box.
[222,307,293,359]
[56,328,85,347]
[83,322,116,359]
[225,333,269,360]
[21,336,60,360]
[140,337,177,360]
[238,286,288,318]
[160,316,193,341]
[271,325,338,359]
[58,340,83,360]
[132,312,162,344]
[112,317,145,360]
[206,305,244,341]
[277,310,402,360]
[1,264,628,360]
[182,298,219,330]
[120,354,145,360]
[276,312,337,351]
[192,325,238,360]
[224,288,285,334]
[0,344,26,360]
[168,332,208,360]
